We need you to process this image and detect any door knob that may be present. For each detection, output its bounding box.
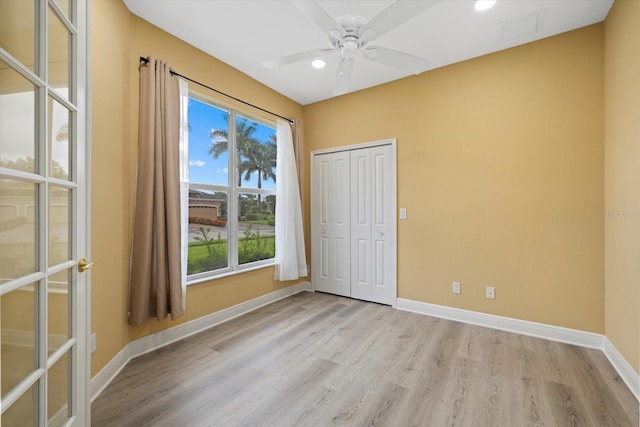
[78,258,94,273]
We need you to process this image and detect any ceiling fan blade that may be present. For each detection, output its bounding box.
[360,0,441,42]
[363,46,430,74]
[333,59,355,95]
[290,0,344,36]
[262,48,334,69]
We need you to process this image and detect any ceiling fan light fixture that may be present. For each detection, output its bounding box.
[475,0,496,11]
[311,59,326,69]
[340,38,359,61]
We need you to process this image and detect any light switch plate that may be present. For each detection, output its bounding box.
[400,208,407,219]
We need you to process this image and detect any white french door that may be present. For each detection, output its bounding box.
[311,140,397,306]
[0,0,90,426]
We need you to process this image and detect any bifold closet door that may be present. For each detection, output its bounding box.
[312,151,351,297]
[350,145,395,305]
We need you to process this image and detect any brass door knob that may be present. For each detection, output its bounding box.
[78,258,94,273]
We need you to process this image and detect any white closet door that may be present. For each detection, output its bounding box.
[370,145,395,305]
[312,151,351,297]
[350,145,395,305]
[350,148,372,301]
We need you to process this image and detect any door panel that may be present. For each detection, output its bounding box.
[313,152,350,296]
[350,148,371,301]
[375,240,385,286]
[371,145,395,305]
[320,237,329,278]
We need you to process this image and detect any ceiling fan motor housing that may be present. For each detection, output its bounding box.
[339,36,360,61]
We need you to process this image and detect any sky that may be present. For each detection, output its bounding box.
[188,97,276,190]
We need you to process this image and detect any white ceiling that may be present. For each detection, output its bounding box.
[123,0,613,106]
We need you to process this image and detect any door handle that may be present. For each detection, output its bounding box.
[78,258,94,273]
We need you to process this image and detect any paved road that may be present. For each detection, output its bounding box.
[188,222,274,242]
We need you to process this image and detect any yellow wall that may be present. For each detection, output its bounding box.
[91,0,134,376]
[604,0,640,375]
[304,24,605,333]
[90,0,304,376]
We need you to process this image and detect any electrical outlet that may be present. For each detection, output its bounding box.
[486,286,495,299]
[452,281,461,294]
[90,333,96,353]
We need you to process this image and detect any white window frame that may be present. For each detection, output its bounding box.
[187,94,277,285]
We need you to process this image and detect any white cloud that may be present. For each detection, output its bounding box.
[216,167,229,174]
[189,159,205,167]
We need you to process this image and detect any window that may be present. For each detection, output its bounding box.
[186,96,277,281]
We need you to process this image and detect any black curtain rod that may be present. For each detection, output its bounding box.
[140,56,294,124]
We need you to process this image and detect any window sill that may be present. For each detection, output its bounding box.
[186,261,275,287]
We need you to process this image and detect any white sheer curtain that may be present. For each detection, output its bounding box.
[274,119,308,280]
[179,79,189,309]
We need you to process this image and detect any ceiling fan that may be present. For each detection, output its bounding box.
[262,0,441,95]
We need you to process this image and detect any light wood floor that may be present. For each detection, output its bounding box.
[92,292,639,427]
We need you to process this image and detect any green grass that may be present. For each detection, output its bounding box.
[187,236,275,275]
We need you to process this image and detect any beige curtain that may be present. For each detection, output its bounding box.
[129,57,184,326]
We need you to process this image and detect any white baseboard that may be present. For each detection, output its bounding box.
[90,345,130,403]
[396,298,640,402]
[395,298,604,349]
[128,281,312,358]
[90,281,312,402]
[603,337,640,401]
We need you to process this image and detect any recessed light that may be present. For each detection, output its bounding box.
[475,0,496,11]
[311,59,326,69]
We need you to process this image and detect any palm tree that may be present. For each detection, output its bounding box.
[240,135,276,212]
[209,116,258,187]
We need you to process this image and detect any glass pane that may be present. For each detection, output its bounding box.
[0,179,37,281]
[0,63,37,174]
[1,382,37,427]
[188,189,228,274]
[49,96,70,180]
[0,0,36,73]
[48,7,69,98]
[1,283,37,398]
[47,352,69,426]
[49,186,70,267]
[48,270,69,356]
[238,193,275,265]
[237,115,276,191]
[188,98,229,186]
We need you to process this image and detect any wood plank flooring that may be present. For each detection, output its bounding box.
[92,292,639,427]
